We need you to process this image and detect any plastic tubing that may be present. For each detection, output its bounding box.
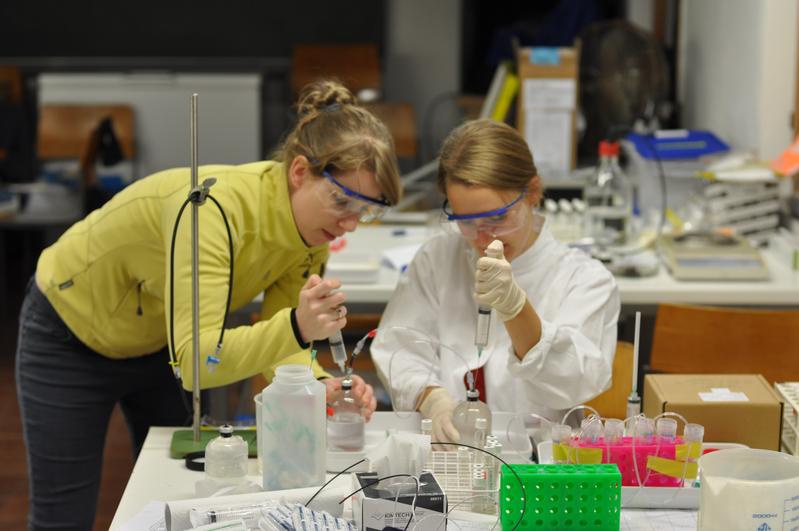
[384,325,476,416]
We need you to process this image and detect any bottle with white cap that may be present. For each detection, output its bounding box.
[205,424,248,484]
[452,389,492,446]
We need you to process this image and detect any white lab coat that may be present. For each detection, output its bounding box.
[371,217,620,423]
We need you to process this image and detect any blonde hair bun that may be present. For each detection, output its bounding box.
[296,80,357,119]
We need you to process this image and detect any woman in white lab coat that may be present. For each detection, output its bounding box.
[371,119,620,442]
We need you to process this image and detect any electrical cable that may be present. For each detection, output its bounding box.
[167,189,235,406]
[304,458,367,508]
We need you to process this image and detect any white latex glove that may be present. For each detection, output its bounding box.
[474,239,527,321]
[418,387,460,444]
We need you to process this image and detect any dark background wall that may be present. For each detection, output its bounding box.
[1,0,385,63]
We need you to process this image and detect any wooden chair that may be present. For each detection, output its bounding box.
[585,341,634,420]
[648,303,799,384]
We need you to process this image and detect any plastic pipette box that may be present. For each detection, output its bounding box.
[499,464,621,531]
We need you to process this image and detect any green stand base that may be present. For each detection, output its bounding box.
[169,428,258,459]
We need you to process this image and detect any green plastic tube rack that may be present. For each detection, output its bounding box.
[499,464,621,530]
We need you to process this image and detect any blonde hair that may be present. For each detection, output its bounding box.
[274,79,402,204]
[437,119,542,206]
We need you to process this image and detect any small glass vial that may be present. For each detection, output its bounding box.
[656,418,678,443]
[421,418,433,438]
[452,389,492,445]
[603,418,625,446]
[327,377,365,451]
[205,424,248,483]
[474,417,488,448]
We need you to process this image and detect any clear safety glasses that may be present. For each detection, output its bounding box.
[441,191,529,239]
[316,170,391,223]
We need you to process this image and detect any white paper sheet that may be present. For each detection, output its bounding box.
[117,500,166,531]
[620,509,698,531]
[523,109,572,174]
[522,78,577,110]
[382,243,422,271]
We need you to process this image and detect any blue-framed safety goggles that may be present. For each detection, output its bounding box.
[442,191,528,239]
[318,169,390,222]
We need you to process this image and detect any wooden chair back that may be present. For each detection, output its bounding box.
[649,303,799,384]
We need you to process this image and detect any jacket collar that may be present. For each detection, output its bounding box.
[510,214,555,274]
[259,161,325,253]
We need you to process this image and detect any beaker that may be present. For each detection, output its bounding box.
[698,448,799,531]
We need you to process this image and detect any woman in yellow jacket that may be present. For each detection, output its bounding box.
[15,80,401,531]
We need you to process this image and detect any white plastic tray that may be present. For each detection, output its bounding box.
[535,440,748,509]
[327,411,533,473]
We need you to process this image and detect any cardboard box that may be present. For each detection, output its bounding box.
[643,374,783,450]
[516,47,579,174]
[352,471,447,531]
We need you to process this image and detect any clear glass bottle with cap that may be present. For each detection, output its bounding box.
[584,140,633,246]
[327,376,365,451]
[205,424,248,483]
[452,389,492,445]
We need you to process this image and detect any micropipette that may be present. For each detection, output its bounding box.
[475,240,504,350]
[328,329,347,374]
[626,311,642,420]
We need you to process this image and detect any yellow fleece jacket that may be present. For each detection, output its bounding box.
[36,161,329,389]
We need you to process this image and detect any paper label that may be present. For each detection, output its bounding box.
[523,108,572,174]
[522,78,576,110]
[698,388,749,402]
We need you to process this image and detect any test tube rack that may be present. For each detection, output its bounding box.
[499,463,621,531]
[774,382,799,455]
[566,437,688,487]
[426,449,501,515]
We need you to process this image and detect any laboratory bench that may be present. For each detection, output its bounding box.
[326,225,799,309]
[111,421,699,531]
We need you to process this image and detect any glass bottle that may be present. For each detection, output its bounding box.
[452,389,492,445]
[327,376,365,451]
[584,140,633,246]
[205,424,248,483]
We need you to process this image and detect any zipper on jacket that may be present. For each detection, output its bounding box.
[136,282,143,316]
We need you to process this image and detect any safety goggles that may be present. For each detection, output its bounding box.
[316,169,391,223]
[441,191,529,239]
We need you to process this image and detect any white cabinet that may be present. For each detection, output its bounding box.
[38,73,261,179]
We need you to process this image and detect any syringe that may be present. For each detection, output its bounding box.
[475,240,504,349]
[627,311,642,420]
[328,329,347,374]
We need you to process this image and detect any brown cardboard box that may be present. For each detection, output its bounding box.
[643,374,783,450]
[516,47,579,173]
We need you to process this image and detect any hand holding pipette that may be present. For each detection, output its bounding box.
[475,240,526,322]
[295,275,347,343]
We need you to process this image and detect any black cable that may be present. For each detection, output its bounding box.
[339,473,421,531]
[168,197,192,415]
[169,197,191,372]
[429,442,527,531]
[167,191,235,413]
[304,458,367,507]
[207,195,235,354]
